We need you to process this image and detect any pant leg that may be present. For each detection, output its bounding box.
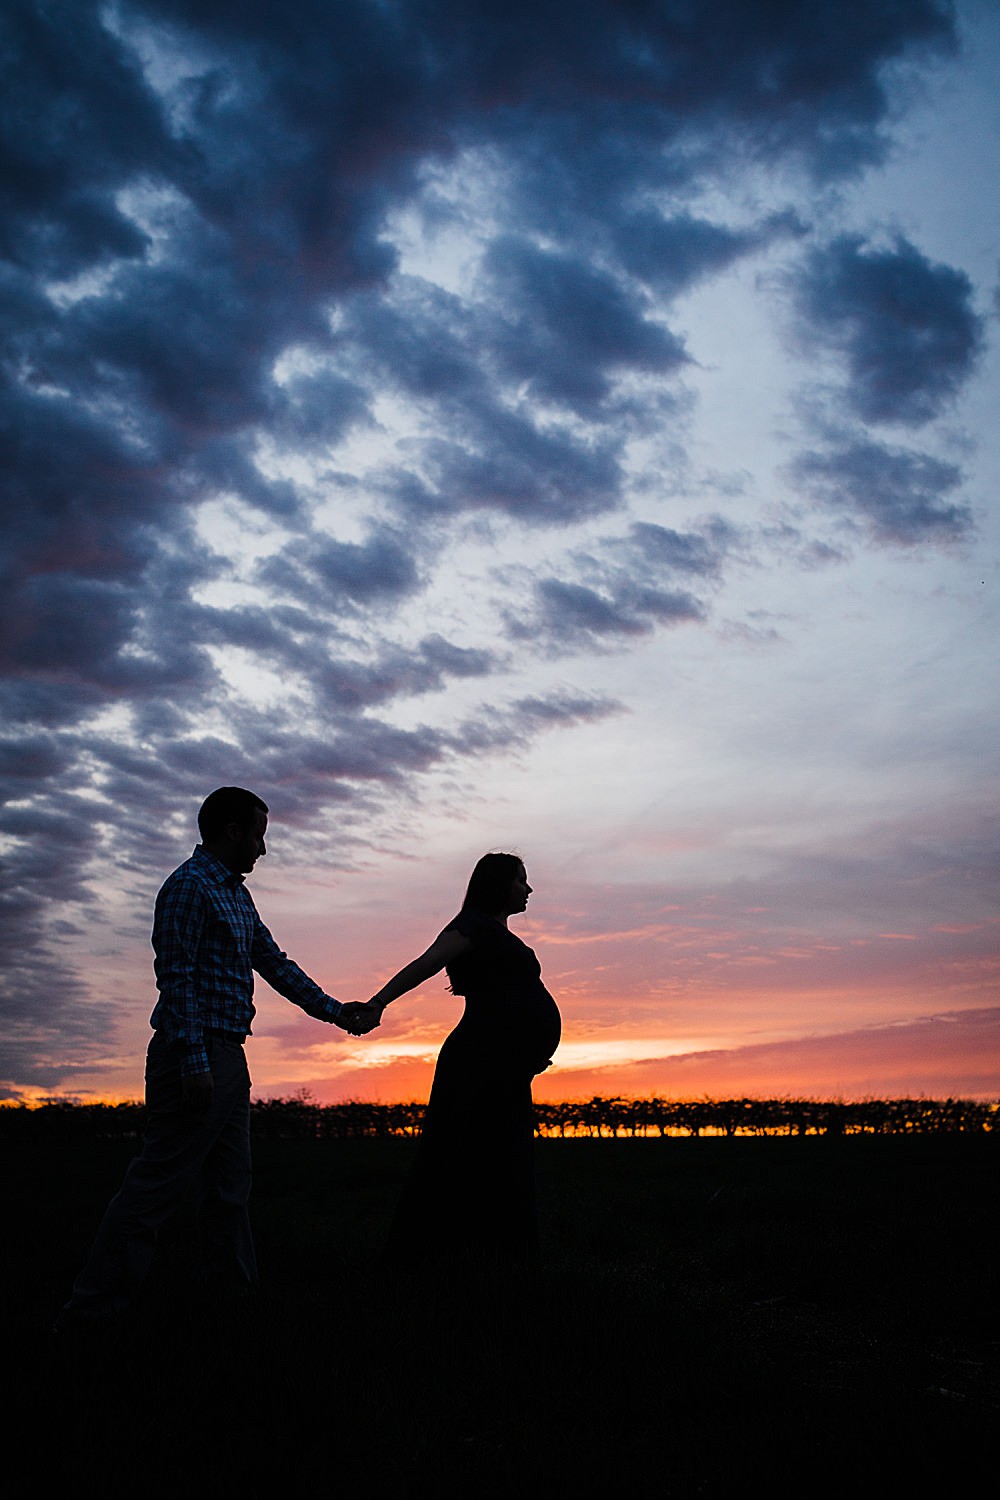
[195,1035,257,1289]
[64,1032,252,1316]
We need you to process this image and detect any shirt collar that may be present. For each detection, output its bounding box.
[192,843,245,889]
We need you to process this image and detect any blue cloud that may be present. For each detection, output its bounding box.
[484,237,689,413]
[510,519,730,652]
[792,436,970,544]
[793,234,983,425]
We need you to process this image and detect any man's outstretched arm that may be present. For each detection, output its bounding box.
[250,917,377,1033]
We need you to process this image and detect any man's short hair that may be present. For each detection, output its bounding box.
[198,787,269,840]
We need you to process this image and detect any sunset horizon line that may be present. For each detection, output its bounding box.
[6,1090,998,1109]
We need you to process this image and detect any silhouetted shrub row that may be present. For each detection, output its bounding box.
[1,1094,995,1141]
[530,1095,998,1137]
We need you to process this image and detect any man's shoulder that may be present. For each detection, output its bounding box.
[156,848,218,903]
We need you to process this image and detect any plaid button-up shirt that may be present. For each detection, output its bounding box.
[150,845,343,1077]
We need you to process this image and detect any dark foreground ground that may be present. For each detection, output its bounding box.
[6,1131,997,1494]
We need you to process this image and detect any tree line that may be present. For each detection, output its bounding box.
[1,1094,995,1141]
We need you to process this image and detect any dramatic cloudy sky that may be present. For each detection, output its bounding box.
[3,0,998,1104]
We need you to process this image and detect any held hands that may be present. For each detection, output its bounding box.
[337,999,384,1037]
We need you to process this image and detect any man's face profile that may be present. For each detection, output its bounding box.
[224,808,268,874]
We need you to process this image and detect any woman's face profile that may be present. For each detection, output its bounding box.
[507,865,532,914]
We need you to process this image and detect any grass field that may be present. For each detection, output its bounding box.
[7,1130,997,1494]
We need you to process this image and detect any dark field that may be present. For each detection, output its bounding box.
[7,1130,997,1494]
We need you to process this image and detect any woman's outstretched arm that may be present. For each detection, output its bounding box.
[367,927,471,1015]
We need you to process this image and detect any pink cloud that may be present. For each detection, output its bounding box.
[533,1006,1000,1103]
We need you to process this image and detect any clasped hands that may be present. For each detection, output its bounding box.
[336,999,384,1037]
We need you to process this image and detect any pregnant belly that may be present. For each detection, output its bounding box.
[456,986,560,1074]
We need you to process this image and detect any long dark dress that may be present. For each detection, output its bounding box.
[389,907,561,1262]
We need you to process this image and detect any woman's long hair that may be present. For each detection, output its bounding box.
[445,851,524,994]
[461,852,523,913]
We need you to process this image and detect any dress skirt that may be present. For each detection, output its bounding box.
[388,1022,539,1263]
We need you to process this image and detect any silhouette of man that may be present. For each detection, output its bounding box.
[57,786,376,1327]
